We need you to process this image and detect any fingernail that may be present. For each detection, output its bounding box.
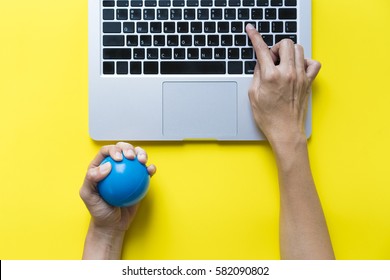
[138,153,147,162]
[246,23,255,30]
[100,162,111,174]
[125,149,135,159]
[115,152,123,161]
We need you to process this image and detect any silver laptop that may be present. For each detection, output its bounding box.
[89,0,312,140]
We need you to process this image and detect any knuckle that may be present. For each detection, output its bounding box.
[79,187,88,201]
[284,68,297,82]
[264,68,280,81]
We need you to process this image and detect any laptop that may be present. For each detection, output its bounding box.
[88,0,312,140]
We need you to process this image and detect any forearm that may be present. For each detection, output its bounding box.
[271,136,335,260]
[82,220,126,260]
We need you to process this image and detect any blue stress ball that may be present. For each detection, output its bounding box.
[97,155,150,207]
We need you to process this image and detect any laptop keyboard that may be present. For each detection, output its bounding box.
[101,0,298,75]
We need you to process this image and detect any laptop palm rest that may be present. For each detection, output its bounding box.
[162,82,238,139]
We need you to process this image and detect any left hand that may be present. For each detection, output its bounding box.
[79,142,156,232]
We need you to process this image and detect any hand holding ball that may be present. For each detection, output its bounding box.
[97,155,150,207]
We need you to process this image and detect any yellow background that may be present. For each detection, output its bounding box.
[1,0,390,260]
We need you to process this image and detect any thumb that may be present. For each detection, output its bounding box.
[305,59,321,84]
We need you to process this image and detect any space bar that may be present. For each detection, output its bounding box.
[161,62,226,74]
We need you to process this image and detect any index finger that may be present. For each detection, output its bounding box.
[246,24,275,70]
[88,145,119,169]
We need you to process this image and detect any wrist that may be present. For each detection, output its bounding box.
[269,134,309,173]
[82,221,126,260]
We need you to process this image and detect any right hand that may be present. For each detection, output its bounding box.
[246,24,321,144]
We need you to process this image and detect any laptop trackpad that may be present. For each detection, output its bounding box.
[162,82,238,139]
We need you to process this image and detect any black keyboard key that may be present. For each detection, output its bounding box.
[285,21,297,33]
[133,48,145,59]
[145,0,157,7]
[211,9,223,20]
[144,62,158,74]
[285,0,297,6]
[262,34,273,46]
[123,22,135,33]
[136,22,148,33]
[103,48,131,59]
[173,0,185,7]
[147,48,159,59]
[224,9,236,20]
[251,8,263,19]
[171,9,182,20]
[215,0,227,6]
[241,48,253,59]
[214,48,226,59]
[243,0,255,6]
[245,21,256,32]
[191,22,202,33]
[161,62,226,74]
[180,35,192,46]
[157,9,169,20]
[144,9,155,20]
[194,35,206,46]
[117,1,129,7]
[177,22,189,33]
[174,48,186,59]
[238,9,250,19]
[228,61,243,74]
[103,1,115,7]
[164,22,175,33]
[198,9,209,20]
[126,35,138,46]
[279,8,297,19]
[218,22,230,33]
[271,0,282,6]
[103,9,115,20]
[103,62,115,74]
[257,0,269,6]
[272,21,284,33]
[167,35,179,46]
[160,48,172,59]
[103,35,125,46]
[131,0,143,7]
[117,9,128,20]
[140,35,152,46]
[130,62,142,74]
[221,35,233,46]
[187,0,199,6]
[258,21,270,33]
[231,22,243,33]
[154,35,166,46]
[184,9,196,20]
[117,62,128,74]
[201,0,213,6]
[204,22,216,33]
[207,35,219,46]
[103,22,121,33]
[150,22,162,33]
[159,0,171,6]
[234,35,246,46]
[275,34,297,44]
[228,48,239,59]
[265,8,277,19]
[130,9,142,20]
[245,61,256,74]
[229,0,240,6]
[187,48,199,59]
[201,48,212,59]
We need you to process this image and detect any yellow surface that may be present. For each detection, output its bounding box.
[1,0,390,260]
